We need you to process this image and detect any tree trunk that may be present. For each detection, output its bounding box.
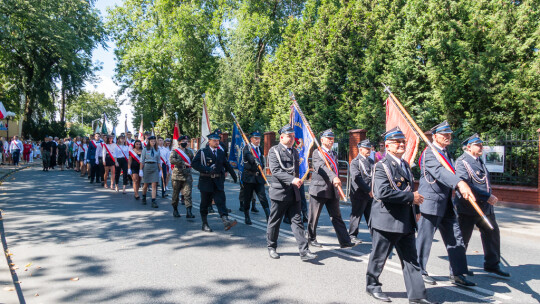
[22,92,32,139]
[60,82,66,123]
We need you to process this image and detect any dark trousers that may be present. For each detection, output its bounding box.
[367,229,426,300]
[90,160,104,182]
[266,199,308,254]
[416,211,468,276]
[200,190,228,218]
[283,185,308,222]
[458,213,500,270]
[308,196,350,245]
[349,195,372,238]
[115,157,128,186]
[12,150,20,165]
[243,182,269,210]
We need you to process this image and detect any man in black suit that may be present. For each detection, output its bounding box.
[454,134,509,277]
[416,121,476,287]
[366,127,435,304]
[242,131,270,224]
[266,124,316,261]
[307,129,355,249]
[348,139,374,244]
[192,131,238,232]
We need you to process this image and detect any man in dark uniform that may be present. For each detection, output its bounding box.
[87,133,101,183]
[348,139,374,244]
[204,128,228,214]
[170,135,195,219]
[242,131,270,224]
[307,129,355,249]
[416,121,476,287]
[193,131,238,232]
[366,127,434,304]
[454,134,510,277]
[266,124,316,261]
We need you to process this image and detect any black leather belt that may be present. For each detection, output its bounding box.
[244,171,260,176]
[200,173,221,178]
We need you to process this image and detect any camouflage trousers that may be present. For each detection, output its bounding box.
[172,176,193,208]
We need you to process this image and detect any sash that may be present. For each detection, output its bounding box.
[250,145,260,160]
[103,144,116,162]
[117,144,127,159]
[80,144,86,152]
[218,145,224,151]
[142,141,147,148]
[129,150,141,164]
[419,147,455,174]
[160,155,166,166]
[319,150,338,175]
[174,148,192,167]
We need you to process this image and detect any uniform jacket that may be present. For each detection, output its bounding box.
[453,152,493,216]
[350,153,374,200]
[268,143,300,202]
[192,146,237,192]
[242,144,265,184]
[86,140,101,161]
[370,154,418,234]
[141,147,161,164]
[309,148,339,199]
[418,145,461,217]
[170,148,194,181]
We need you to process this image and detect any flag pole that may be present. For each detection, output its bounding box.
[382,83,493,230]
[289,91,346,201]
[231,112,270,187]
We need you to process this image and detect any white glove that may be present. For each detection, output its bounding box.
[128,169,132,175]
[139,170,143,177]
[95,159,99,165]
[83,160,87,165]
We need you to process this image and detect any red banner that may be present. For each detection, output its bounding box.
[386,98,419,165]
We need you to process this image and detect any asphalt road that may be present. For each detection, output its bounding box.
[0,167,539,303]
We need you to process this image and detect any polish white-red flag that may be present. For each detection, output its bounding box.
[172,116,180,150]
[138,115,144,143]
[0,102,6,119]
[386,98,419,165]
[200,97,211,149]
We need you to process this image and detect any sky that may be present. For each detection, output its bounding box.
[84,0,132,131]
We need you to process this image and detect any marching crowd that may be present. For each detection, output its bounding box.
[0,135,40,167]
[28,119,510,304]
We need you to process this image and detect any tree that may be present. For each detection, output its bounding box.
[65,91,121,128]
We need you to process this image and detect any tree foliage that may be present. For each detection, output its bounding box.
[109,0,540,140]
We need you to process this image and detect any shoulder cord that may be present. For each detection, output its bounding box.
[200,150,206,167]
[462,159,491,192]
[422,149,437,185]
[381,162,412,192]
[358,157,370,176]
[273,147,294,174]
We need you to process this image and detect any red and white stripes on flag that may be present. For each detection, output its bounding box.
[0,102,7,119]
[172,119,180,150]
[386,97,419,165]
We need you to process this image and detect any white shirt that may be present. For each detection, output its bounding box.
[116,144,130,159]
[102,143,119,162]
[9,140,23,152]
[94,140,103,160]
[159,146,171,166]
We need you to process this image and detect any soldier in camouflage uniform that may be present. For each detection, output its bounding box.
[169,135,195,218]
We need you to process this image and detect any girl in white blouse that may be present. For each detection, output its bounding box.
[102,135,119,189]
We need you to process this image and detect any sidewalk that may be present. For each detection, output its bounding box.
[0,162,37,304]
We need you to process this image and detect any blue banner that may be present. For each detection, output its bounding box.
[228,123,245,183]
[291,106,314,178]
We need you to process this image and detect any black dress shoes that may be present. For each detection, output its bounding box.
[410,299,439,304]
[450,274,477,287]
[422,274,437,285]
[309,240,323,248]
[202,223,213,232]
[485,267,510,277]
[268,248,280,259]
[466,270,474,276]
[172,209,181,218]
[300,251,317,261]
[367,291,391,302]
[340,242,356,248]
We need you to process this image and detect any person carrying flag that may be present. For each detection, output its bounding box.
[169,135,195,218]
[192,131,238,232]
[306,129,355,249]
[241,131,270,224]
[416,120,476,287]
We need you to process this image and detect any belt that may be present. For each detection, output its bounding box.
[200,173,221,178]
[244,170,260,176]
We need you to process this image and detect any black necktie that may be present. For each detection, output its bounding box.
[287,148,292,154]
[401,160,409,179]
[213,149,217,157]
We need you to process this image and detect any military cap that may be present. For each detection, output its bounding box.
[320,129,335,138]
[358,139,373,149]
[382,127,406,141]
[144,131,151,136]
[430,120,453,134]
[278,124,294,135]
[179,135,190,141]
[207,132,220,140]
[165,138,172,142]
[213,128,222,135]
[249,131,261,138]
[148,135,156,140]
[462,133,483,146]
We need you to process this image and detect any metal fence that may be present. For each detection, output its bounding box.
[412,132,539,187]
